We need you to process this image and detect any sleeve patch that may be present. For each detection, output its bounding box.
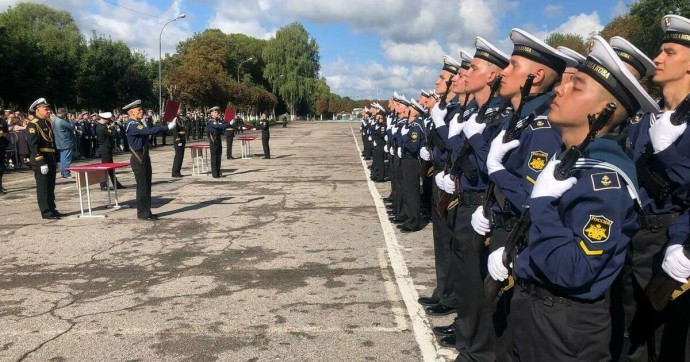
[530,119,551,130]
[591,172,621,191]
[137,125,144,130]
[579,240,604,256]
[29,128,36,134]
[411,132,418,141]
[528,151,548,172]
[583,215,613,243]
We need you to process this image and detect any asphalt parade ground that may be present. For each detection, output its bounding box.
[0,122,456,361]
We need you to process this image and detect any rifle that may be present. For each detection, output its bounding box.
[645,237,690,311]
[671,93,690,125]
[438,78,454,110]
[473,75,533,252]
[436,78,502,215]
[484,102,617,302]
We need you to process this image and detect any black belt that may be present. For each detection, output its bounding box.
[516,279,603,306]
[459,191,484,206]
[401,153,417,159]
[638,212,680,231]
[493,213,519,230]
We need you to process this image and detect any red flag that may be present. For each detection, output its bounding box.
[163,100,180,123]
[224,108,235,123]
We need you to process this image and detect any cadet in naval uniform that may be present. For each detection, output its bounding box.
[95,112,124,190]
[171,108,187,178]
[260,112,271,159]
[496,36,658,362]
[124,100,176,220]
[26,98,62,219]
[397,99,427,233]
[626,15,690,361]
[207,106,231,177]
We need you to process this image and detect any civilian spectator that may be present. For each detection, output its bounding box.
[53,107,76,178]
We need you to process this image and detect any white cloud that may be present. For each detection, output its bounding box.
[552,11,604,39]
[543,4,563,18]
[381,40,445,65]
[611,0,627,18]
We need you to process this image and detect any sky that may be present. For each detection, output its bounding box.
[0,0,634,100]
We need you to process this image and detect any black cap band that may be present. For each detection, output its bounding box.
[614,49,647,78]
[443,63,460,74]
[474,50,508,69]
[664,31,690,47]
[460,60,471,70]
[512,45,566,74]
[579,59,638,115]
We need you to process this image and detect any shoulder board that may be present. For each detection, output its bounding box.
[30,119,39,124]
[574,158,641,207]
[529,116,551,130]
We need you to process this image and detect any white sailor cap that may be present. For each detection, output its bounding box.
[373,103,386,112]
[98,112,113,119]
[409,99,426,114]
[610,36,655,78]
[581,36,658,115]
[396,95,410,106]
[661,14,690,47]
[28,98,49,112]
[509,28,575,73]
[3,109,11,113]
[122,99,142,111]
[556,46,586,67]
[459,50,473,70]
[209,106,221,112]
[420,89,431,97]
[474,37,510,68]
[442,55,462,74]
[393,91,402,99]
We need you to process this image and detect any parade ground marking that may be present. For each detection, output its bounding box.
[350,127,454,362]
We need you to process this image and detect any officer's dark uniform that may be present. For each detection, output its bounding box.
[172,115,187,177]
[399,113,427,232]
[80,119,92,158]
[95,117,122,190]
[25,99,58,218]
[207,112,230,178]
[0,116,8,194]
[124,101,169,220]
[260,117,270,159]
[390,116,407,221]
[371,117,387,182]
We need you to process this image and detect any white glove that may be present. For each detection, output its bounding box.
[463,113,486,138]
[384,145,389,153]
[442,174,455,193]
[420,147,431,161]
[487,130,520,175]
[397,148,402,158]
[385,135,388,142]
[430,103,447,129]
[40,165,48,175]
[368,136,372,141]
[488,247,509,281]
[448,114,466,138]
[662,244,690,283]
[435,172,445,189]
[390,147,395,156]
[177,143,183,147]
[401,126,409,136]
[650,110,687,153]
[167,121,176,130]
[471,206,491,235]
[373,141,377,147]
[530,160,577,199]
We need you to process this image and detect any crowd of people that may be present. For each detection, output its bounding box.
[360,14,689,362]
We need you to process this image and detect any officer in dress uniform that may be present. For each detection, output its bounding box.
[95,112,124,190]
[260,112,271,159]
[626,15,690,361]
[493,35,658,362]
[26,98,62,219]
[389,95,410,224]
[225,114,236,160]
[467,30,576,359]
[124,100,176,220]
[207,106,231,178]
[397,99,427,233]
[171,108,187,178]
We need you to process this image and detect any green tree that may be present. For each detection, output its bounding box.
[628,0,690,56]
[263,22,320,118]
[544,33,587,54]
[0,3,84,108]
[600,15,639,42]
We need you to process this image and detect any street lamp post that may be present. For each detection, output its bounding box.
[159,13,186,117]
[236,57,253,83]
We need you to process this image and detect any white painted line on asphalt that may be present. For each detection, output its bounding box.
[378,248,410,331]
[0,326,407,336]
[350,126,454,362]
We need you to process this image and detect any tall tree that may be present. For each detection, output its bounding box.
[628,0,690,56]
[263,22,320,118]
[0,3,84,108]
[544,33,587,54]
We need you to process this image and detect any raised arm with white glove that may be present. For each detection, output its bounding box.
[530,160,576,199]
[486,130,520,175]
[430,103,448,129]
[447,114,465,138]
[463,113,486,139]
[167,120,177,130]
[649,110,687,153]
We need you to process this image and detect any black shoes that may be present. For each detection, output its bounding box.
[138,214,159,221]
[399,224,422,233]
[432,323,455,337]
[42,213,60,220]
[438,335,456,348]
[171,173,183,178]
[418,297,440,306]
[101,186,114,191]
[425,303,456,316]
[116,183,126,189]
[390,215,408,223]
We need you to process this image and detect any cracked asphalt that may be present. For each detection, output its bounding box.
[0,122,455,361]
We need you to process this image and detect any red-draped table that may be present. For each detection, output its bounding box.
[187,144,210,176]
[238,135,258,159]
[65,162,130,218]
